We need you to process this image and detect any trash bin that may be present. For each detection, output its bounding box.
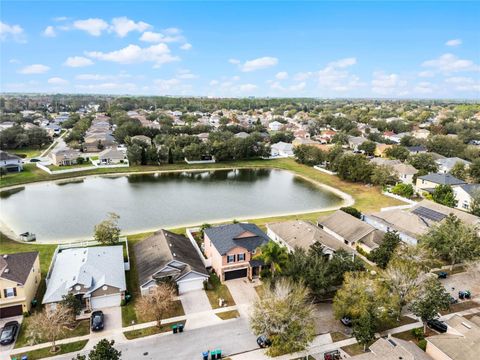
[21,356,28,360]
[172,324,178,334]
[210,350,217,359]
[178,323,184,332]
[459,291,465,300]
[202,351,209,360]
[215,349,222,359]
[465,290,471,299]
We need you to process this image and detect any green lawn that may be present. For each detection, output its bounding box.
[47,162,94,171]
[341,342,370,356]
[440,300,479,315]
[14,319,90,348]
[330,331,351,342]
[11,145,51,159]
[206,284,235,309]
[215,310,240,320]
[377,316,418,332]
[123,320,186,340]
[11,339,88,360]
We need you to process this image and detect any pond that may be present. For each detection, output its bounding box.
[0,168,344,242]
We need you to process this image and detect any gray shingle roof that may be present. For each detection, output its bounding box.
[0,252,38,285]
[418,173,466,185]
[458,183,480,196]
[135,229,207,287]
[318,210,376,244]
[0,151,22,161]
[204,223,270,255]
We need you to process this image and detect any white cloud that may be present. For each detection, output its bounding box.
[43,26,56,37]
[238,57,278,72]
[76,82,137,93]
[139,31,164,42]
[289,82,306,92]
[418,70,435,78]
[327,57,357,68]
[414,81,434,94]
[238,83,258,92]
[86,43,179,66]
[275,71,288,80]
[75,73,132,81]
[0,21,26,42]
[180,43,192,50]
[64,56,94,67]
[317,57,363,92]
[110,17,151,37]
[209,80,219,86]
[48,77,68,85]
[228,58,240,65]
[154,78,181,91]
[294,72,314,81]
[445,77,480,92]
[73,18,109,36]
[371,71,407,95]
[18,64,50,74]
[177,69,198,79]
[422,53,479,73]
[53,16,68,22]
[445,39,462,47]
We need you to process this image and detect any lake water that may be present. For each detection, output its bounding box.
[0,169,344,242]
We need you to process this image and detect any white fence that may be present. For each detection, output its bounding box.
[36,161,129,175]
[185,227,212,267]
[184,158,216,165]
[313,165,337,175]
[380,191,417,211]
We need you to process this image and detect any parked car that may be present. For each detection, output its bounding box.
[0,321,19,346]
[449,296,458,304]
[459,290,471,300]
[340,316,352,327]
[324,350,341,360]
[427,319,447,333]
[256,335,272,348]
[29,158,41,162]
[437,271,448,279]
[91,310,104,331]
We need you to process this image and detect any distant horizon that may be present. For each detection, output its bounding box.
[1,1,479,99]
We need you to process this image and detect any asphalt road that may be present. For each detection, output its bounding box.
[52,317,258,360]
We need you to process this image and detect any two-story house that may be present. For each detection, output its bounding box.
[0,151,23,172]
[204,223,270,281]
[0,252,40,318]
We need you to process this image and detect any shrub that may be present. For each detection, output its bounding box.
[411,328,425,341]
[208,272,221,290]
[340,207,362,219]
[418,339,427,351]
[391,183,414,198]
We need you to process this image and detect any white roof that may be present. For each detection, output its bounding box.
[43,246,126,304]
[271,141,293,151]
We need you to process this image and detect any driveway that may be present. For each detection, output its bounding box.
[181,290,212,315]
[0,316,23,360]
[312,303,348,335]
[226,279,259,306]
[90,306,121,337]
[439,271,480,301]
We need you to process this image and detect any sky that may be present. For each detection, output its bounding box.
[1,1,479,99]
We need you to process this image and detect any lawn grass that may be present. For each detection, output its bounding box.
[463,312,480,320]
[341,342,370,356]
[11,339,88,360]
[254,284,265,299]
[46,162,94,171]
[440,300,479,315]
[215,310,240,320]
[206,284,235,309]
[123,320,186,340]
[11,145,51,159]
[14,319,90,348]
[330,331,351,342]
[377,316,418,332]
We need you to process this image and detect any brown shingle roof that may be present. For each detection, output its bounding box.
[0,252,38,285]
[318,210,376,243]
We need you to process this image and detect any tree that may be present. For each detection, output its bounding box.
[369,231,401,268]
[408,153,438,174]
[94,213,121,245]
[391,183,414,198]
[470,159,480,183]
[427,135,466,158]
[420,215,480,269]
[340,206,362,219]
[136,283,176,328]
[28,304,73,352]
[336,154,373,183]
[384,145,410,161]
[73,339,122,360]
[352,313,376,351]
[293,145,325,166]
[62,293,83,316]
[432,184,457,208]
[358,140,377,156]
[470,189,480,216]
[249,278,315,356]
[254,241,289,277]
[409,277,451,333]
[449,162,468,181]
[371,165,398,186]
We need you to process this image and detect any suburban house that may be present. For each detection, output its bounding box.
[270,141,294,158]
[268,121,283,131]
[131,135,152,146]
[317,210,385,253]
[412,129,430,139]
[266,220,353,257]
[425,315,480,360]
[392,163,418,185]
[416,173,466,192]
[0,252,40,318]
[406,145,427,154]
[374,143,393,157]
[453,183,480,211]
[43,246,126,311]
[350,336,432,360]
[134,229,209,295]
[204,223,270,281]
[364,200,480,245]
[435,157,471,174]
[49,149,82,166]
[370,158,401,167]
[348,136,367,151]
[0,151,23,172]
[98,147,127,165]
[83,133,116,152]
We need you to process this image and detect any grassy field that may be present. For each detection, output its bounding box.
[11,145,51,159]
[123,320,186,340]
[215,310,240,320]
[47,163,94,171]
[206,284,236,309]
[14,319,90,349]
[11,339,88,360]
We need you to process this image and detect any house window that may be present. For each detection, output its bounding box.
[4,288,16,298]
[237,253,245,261]
[227,255,235,263]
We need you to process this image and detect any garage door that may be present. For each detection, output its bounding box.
[224,268,248,281]
[178,279,205,294]
[90,294,121,309]
[0,305,23,318]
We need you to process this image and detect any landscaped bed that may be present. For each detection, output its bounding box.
[341,342,371,356]
[11,339,88,360]
[215,310,240,320]
[205,274,236,309]
[123,320,186,340]
[330,331,351,342]
[440,300,479,315]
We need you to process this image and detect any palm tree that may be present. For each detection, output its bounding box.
[254,241,289,277]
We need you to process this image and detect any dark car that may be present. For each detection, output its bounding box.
[0,321,19,346]
[29,158,41,162]
[91,311,104,331]
[341,316,352,327]
[437,271,448,279]
[324,350,341,360]
[256,335,272,348]
[427,319,447,333]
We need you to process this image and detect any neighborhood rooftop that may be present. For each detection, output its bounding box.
[204,223,270,255]
[0,252,39,285]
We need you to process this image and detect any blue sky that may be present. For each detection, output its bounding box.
[1,1,479,98]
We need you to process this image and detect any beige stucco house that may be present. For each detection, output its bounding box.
[204,223,270,282]
[0,252,40,318]
[416,173,466,192]
[49,149,81,166]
